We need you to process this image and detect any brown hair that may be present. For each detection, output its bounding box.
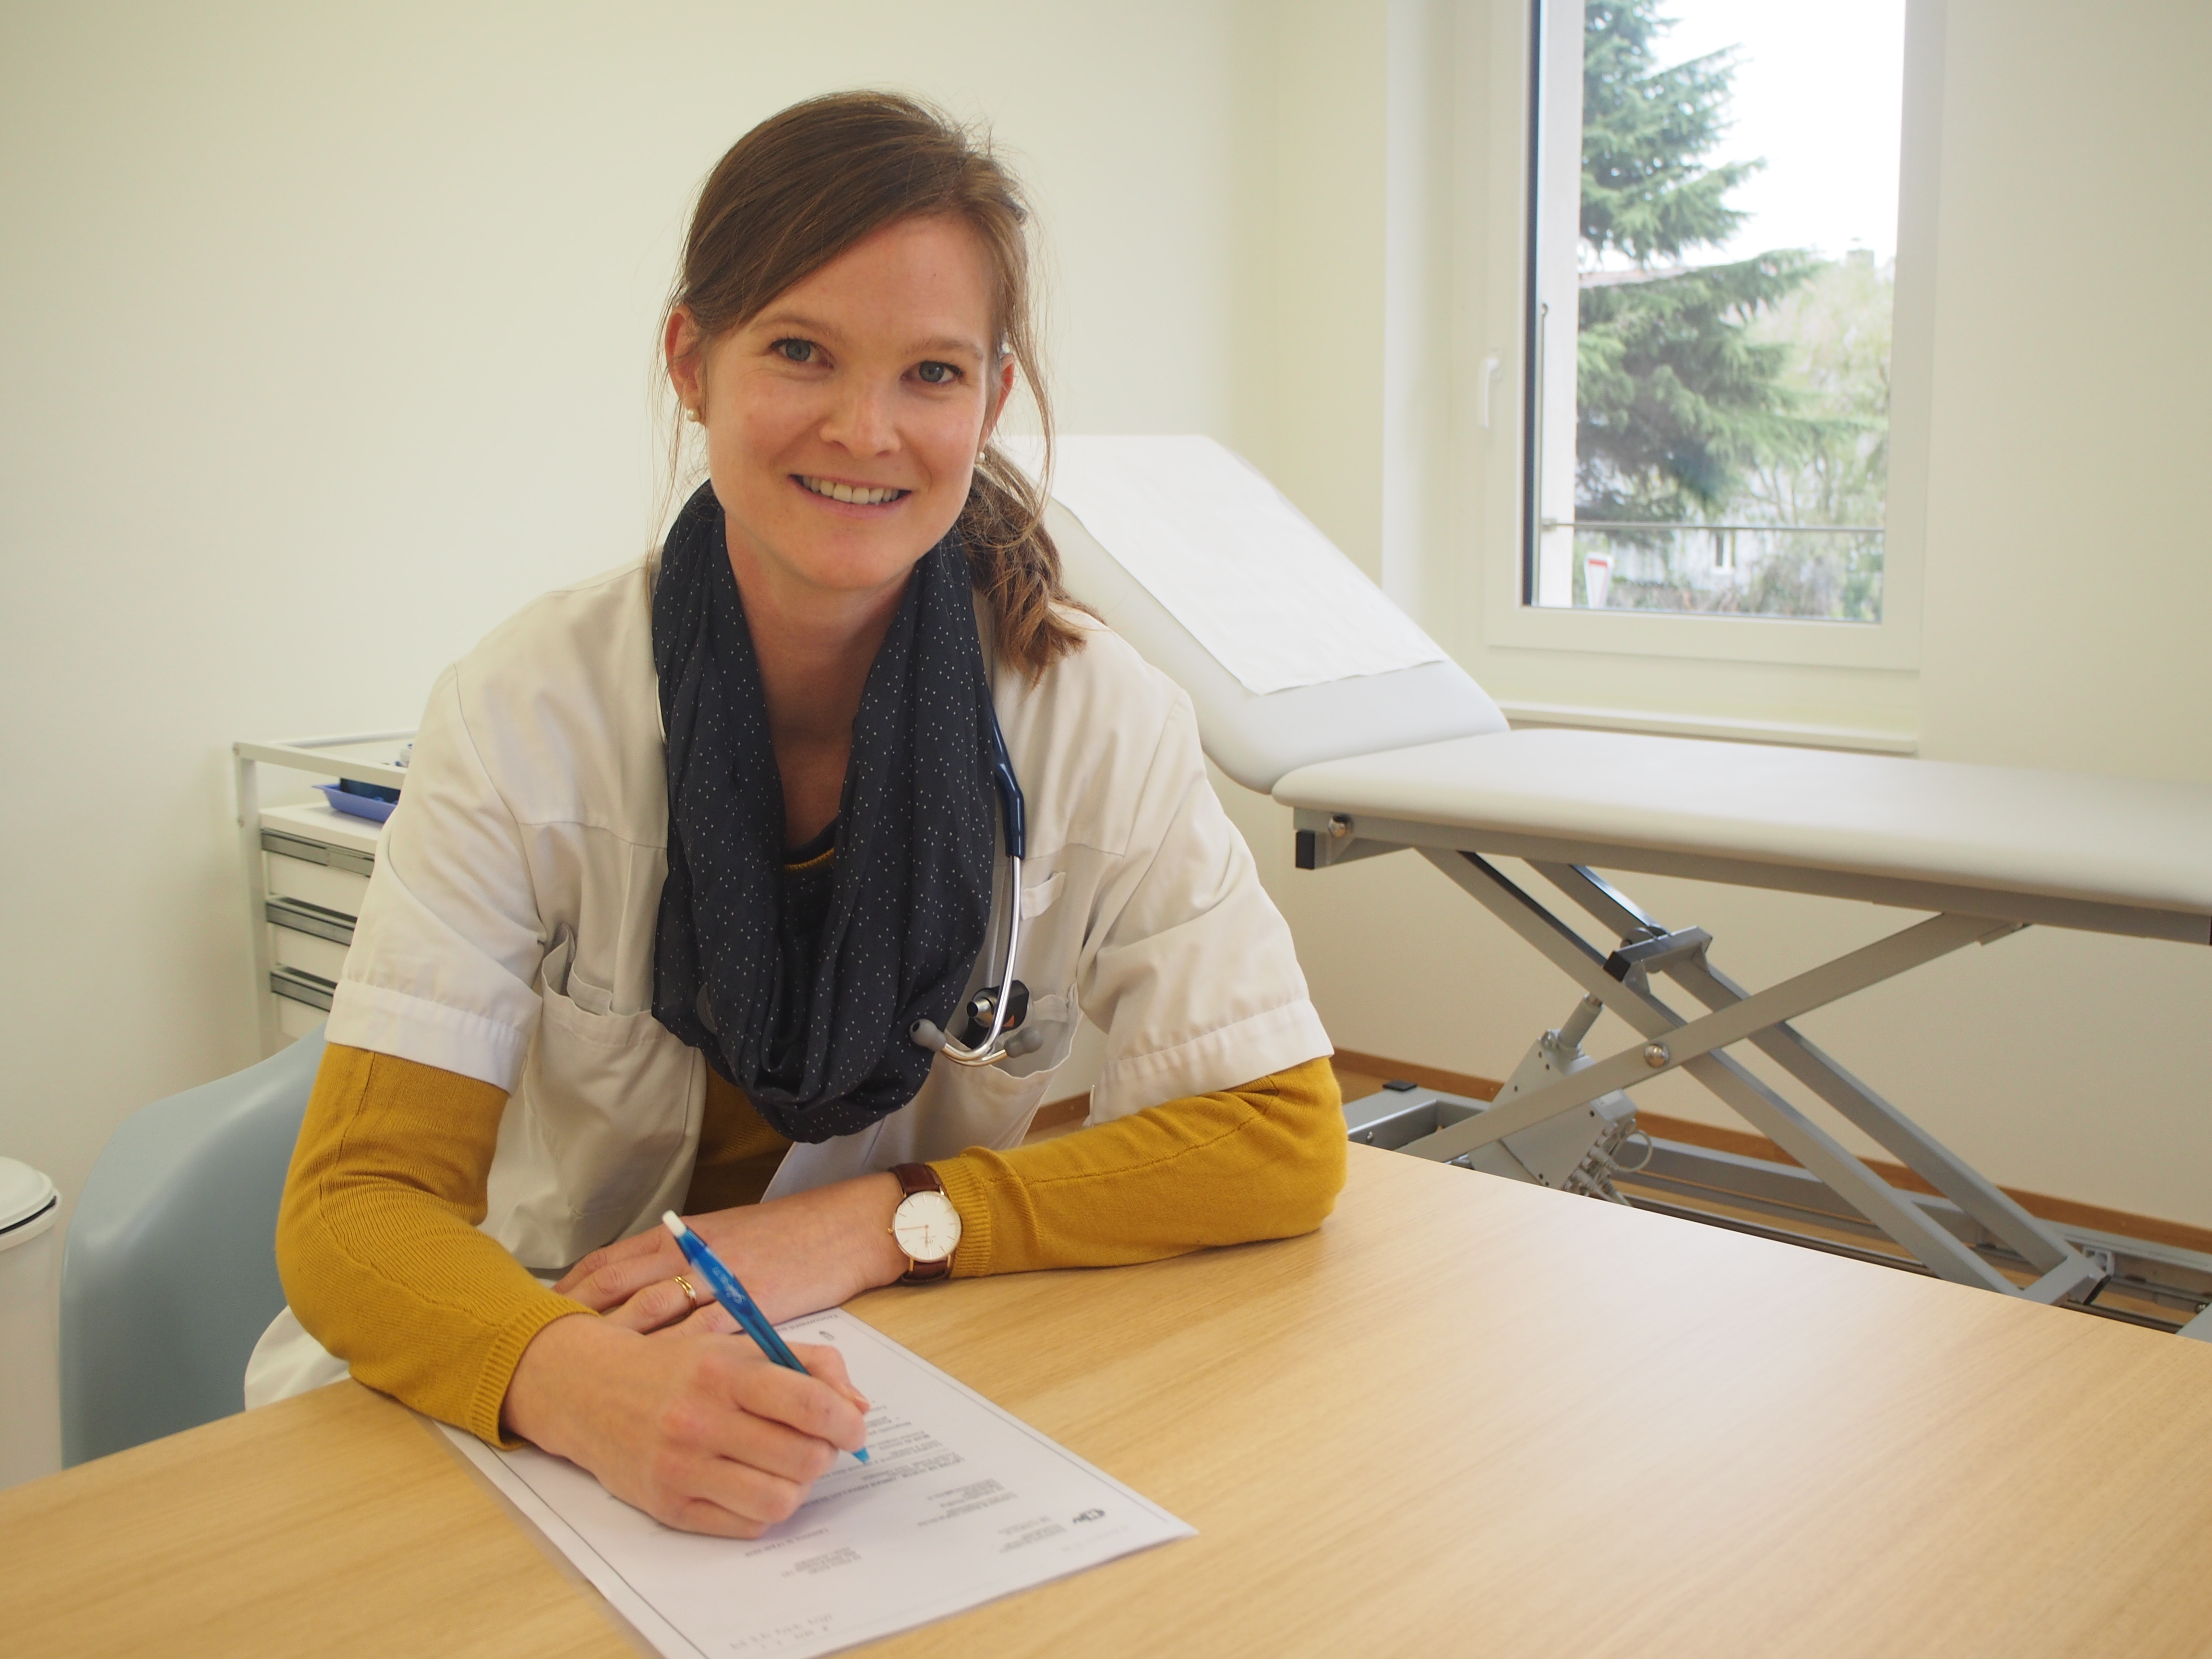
[664,91,1084,677]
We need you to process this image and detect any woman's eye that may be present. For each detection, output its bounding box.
[916,361,958,385]
[775,339,816,364]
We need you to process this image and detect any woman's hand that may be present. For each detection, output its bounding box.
[555,1173,910,1334]
[502,1314,870,1538]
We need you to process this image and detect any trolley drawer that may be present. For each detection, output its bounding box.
[266,852,369,919]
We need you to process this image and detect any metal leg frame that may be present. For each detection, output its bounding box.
[1399,849,2102,1305]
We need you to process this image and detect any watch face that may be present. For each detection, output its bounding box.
[893,1189,962,1262]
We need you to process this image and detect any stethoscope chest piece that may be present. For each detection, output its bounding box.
[912,975,1043,1066]
[959,979,1030,1047]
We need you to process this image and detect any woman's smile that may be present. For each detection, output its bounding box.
[793,474,912,510]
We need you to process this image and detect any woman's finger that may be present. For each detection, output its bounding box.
[673,1302,740,1336]
[783,1342,868,1414]
[625,1397,824,1536]
[560,1237,688,1309]
[665,1460,815,1536]
[643,1346,854,1490]
[599,1275,702,1334]
[689,1403,844,1489]
[665,1496,778,1540]
[652,1319,871,1420]
[711,1348,870,1453]
[556,1228,673,1297]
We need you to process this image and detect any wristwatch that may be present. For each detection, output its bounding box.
[890,1163,962,1284]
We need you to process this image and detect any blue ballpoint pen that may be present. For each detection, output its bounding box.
[661,1211,869,1463]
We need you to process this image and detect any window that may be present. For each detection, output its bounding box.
[1526,0,1909,624]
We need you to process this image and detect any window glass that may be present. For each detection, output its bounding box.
[1528,0,1908,621]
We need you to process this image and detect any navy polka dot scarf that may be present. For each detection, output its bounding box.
[649,481,998,1142]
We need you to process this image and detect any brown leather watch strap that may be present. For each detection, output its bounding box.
[892,1162,944,1200]
[890,1163,952,1283]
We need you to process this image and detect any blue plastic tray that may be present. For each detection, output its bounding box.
[316,782,398,824]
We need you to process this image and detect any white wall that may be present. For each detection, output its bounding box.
[0,0,1272,1229]
[1234,0,2212,1229]
[6,0,2209,1250]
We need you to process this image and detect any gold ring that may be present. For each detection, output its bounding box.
[673,1273,698,1307]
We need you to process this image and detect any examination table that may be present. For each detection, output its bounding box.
[1037,435,2212,1333]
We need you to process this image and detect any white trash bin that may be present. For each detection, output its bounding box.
[0,1159,61,1489]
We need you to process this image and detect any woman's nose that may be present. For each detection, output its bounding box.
[819,378,898,455]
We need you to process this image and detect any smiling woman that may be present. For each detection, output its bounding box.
[661,94,1082,685]
[247,91,1345,1541]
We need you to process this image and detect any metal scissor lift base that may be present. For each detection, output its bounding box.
[1296,817,2192,1323]
[1345,1085,2212,1331]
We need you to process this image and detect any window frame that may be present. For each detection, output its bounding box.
[1473,0,1943,676]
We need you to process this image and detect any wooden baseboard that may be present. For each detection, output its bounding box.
[1032,1094,1090,1132]
[1330,1049,1503,1102]
[1327,1051,2212,1261]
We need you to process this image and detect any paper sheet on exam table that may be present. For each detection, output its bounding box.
[443,1309,1192,1659]
[1003,433,1448,697]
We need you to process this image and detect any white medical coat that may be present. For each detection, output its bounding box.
[246,557,1330,1404]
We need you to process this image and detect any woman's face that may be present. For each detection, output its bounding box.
[669,215,1014,606]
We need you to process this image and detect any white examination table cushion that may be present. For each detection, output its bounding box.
[1021,435,1449,696]
[1036,436,2211,941]
[1048,499,1506,794]
[1275,730,2212,942]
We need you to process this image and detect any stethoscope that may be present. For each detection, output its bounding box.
[907,707,1041,1068]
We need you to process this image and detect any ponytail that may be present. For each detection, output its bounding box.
[960,441,1089,678]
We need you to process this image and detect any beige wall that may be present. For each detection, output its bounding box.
[4,0,2208,1245]
[0,0,1271,1225]
[1239,0,2212,1228]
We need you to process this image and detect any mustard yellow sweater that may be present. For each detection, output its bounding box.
[276,1045,1344,1444]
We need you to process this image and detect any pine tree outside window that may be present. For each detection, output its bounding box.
[1526,0,1909,623]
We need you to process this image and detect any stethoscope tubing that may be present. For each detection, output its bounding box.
[922,704,1029,1068]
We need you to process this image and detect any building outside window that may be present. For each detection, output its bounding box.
[1527,0,1909,623]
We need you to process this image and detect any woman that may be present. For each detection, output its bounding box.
[247,91,1344,1538]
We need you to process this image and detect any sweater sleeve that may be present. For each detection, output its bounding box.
[277,1043,1344,1439]
[274,1042,590,1446]
[927,1054,1346,1277]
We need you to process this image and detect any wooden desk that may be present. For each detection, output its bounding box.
[8,1146,2212,1658]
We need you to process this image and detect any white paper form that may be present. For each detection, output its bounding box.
[442,1309,1192,1659]
[1003,433,1448,696]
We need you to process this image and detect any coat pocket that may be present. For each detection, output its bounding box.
[1019,868,1065,920]
[526,977,699,1230]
